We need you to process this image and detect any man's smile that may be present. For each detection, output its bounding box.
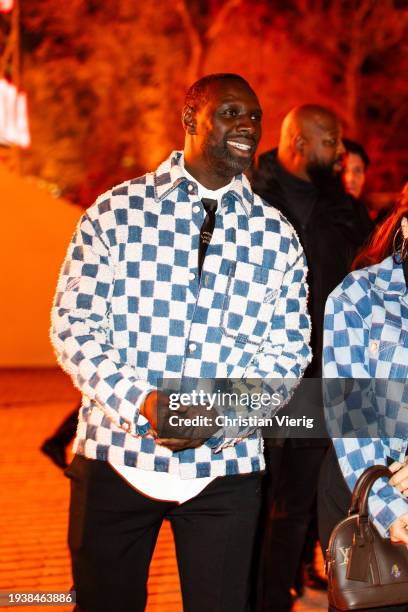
[226,138,255,156]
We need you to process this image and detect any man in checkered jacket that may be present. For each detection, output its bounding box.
[51,74,311,612]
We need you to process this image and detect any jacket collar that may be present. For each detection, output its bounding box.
[153,150,253,217]
[368,256,407,295]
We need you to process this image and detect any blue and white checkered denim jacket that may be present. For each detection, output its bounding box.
[323,255,408,536]
[51,151,311,479]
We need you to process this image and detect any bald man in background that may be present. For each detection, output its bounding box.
[252,105,363,612]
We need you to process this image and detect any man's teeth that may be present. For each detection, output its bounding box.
[227,141,251,151]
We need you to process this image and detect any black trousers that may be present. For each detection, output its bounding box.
[66,455,262,612]
[257,440,327,611]
[318,444,408,612]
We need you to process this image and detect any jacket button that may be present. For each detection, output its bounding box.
[188,343,197,353]
[193,205,200,213]
[369,341,378,353]
[188,183,194,192]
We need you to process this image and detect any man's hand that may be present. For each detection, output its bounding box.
[389,459,408,497]
[140,391,219,452]
[156,436,205,452]
[389,512,408,546]
[139,390,168,434]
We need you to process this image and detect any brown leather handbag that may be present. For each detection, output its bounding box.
[326,465,408,611]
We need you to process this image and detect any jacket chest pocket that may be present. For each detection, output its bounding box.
[370,323,408,376]
[220,261,284,346]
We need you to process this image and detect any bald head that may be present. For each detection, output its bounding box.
[278,104,345,183]
[280,105,339,145]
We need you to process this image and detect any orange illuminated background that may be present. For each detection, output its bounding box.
[1,0,407,366]
[0,165,80,365]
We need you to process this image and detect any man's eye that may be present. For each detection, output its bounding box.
[251,113,262,121]
[223,108,238,117]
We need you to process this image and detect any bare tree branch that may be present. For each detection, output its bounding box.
[175,0,203,83]
[206,0,243,42]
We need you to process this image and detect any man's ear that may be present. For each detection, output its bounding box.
[294,133,305,155]
[182,105,197,135]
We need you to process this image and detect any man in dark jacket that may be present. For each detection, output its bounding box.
[251,105,367,612]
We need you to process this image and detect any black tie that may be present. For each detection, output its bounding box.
[198,198,218,278]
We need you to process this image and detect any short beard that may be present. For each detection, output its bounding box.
[306,160,337,189]
[202,139,252,179]
[306,159,346,199]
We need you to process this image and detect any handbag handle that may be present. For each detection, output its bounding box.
[349,465,391,518]
[346,465,392,583]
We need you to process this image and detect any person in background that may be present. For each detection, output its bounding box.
[50,73,311,612]
[252,105,364,612]
[342,138,373,238]
[295,137,372,600]
[41,405,79,469]
[320,182,408,612]
[342,138,369,200]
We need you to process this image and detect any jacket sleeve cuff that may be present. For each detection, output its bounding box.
[368,484,408,538]
[96,383,156,437]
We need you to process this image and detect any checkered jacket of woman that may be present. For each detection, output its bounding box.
[324,255,408,536]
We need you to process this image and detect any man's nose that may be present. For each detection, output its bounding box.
[236,114,257,133]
